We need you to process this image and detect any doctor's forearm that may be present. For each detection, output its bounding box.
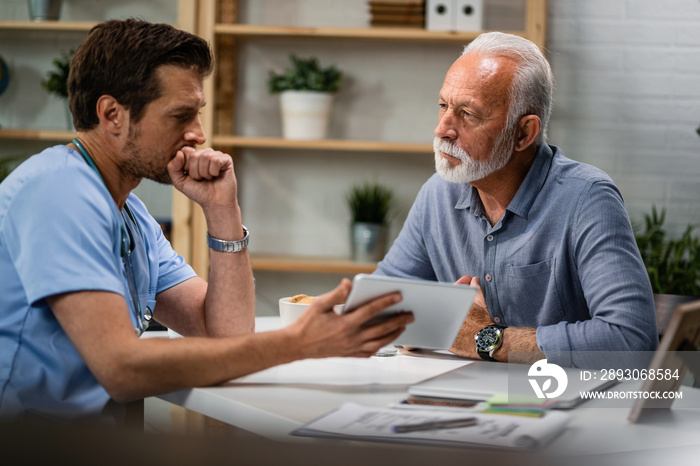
[203,204,256,337]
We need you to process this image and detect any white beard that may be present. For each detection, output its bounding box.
[433,128,515,184]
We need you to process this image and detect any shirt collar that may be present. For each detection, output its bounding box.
[507,143,554,219]
[454,144,555,220]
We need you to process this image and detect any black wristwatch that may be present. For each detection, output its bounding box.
[474,325,503,361]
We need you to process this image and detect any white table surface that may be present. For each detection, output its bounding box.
[157,317,700,461]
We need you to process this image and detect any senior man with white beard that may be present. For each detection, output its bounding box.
[376,32,658,367]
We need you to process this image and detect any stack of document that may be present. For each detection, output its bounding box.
[294,402,570,450]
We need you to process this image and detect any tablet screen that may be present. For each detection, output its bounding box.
[341,274,477,350]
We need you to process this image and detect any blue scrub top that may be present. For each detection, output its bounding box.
[0,145,196,421]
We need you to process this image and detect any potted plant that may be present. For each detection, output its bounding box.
[41,49,73,129]
[267,54,342,140]
[346,182,394,262]
[634,205,700,332]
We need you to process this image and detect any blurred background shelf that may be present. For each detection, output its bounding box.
[0,130,432,154]
[213,23,496,43]
[211,135,432,153]
[0,20,95,32]
[250,254,377,274]
[0,129,75,141]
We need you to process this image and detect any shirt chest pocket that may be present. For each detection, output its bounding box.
[503,258,565,325]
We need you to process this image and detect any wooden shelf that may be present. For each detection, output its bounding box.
[251,254,377,274]
[0,19,190,34]
[213,23,520,44]
[0,129,75,141]
[0,130,432,154]
[175,0,548,278]
[211,135,432,154]
[0,20,96,32]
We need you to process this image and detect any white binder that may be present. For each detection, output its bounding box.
[455,0,484,31]
[426,0,454,31]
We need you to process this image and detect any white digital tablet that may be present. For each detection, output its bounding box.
[339,274,477,350]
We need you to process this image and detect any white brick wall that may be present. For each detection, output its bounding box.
[548,0,700,236]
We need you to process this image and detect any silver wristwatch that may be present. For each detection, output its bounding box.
[207,226,249,253]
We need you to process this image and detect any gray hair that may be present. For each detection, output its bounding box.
[462,32,553,146]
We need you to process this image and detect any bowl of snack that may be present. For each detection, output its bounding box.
[279,294,315,326]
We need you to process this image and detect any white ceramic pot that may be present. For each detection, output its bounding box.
[279,90,334,140]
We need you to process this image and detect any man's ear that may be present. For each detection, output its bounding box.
[514,115,541,152]
[95,95,126,134]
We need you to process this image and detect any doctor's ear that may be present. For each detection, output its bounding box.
[514,115,541,152]
[95,95,126,132]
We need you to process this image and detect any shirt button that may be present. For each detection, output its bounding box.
[485,274,493,282]
[493,316,501,324]
[486,234,494,242]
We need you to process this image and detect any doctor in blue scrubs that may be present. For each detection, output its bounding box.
[0,19,412,423]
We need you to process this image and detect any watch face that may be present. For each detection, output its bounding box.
[476,326,501,352]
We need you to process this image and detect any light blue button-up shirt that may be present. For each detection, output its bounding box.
[377,144,658,366]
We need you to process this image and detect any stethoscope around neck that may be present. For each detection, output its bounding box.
[72,138,152,334]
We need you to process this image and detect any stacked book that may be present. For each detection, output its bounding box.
[369,0,426,28]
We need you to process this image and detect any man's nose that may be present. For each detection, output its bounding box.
[185,115,207,146]
[435,111,458,140]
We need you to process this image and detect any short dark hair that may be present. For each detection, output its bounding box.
[68,19,213,130]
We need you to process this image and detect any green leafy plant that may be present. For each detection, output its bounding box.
[267,54,342,94]
[346,183,394,224]
[41,49,73,99]
[634,206,700,296]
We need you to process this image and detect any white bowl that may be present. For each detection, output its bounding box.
[279,297,311,326]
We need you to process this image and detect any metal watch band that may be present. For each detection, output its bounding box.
[206,226,249,253]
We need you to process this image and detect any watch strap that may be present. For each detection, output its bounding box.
[477,349,497,362]
[477,351,496,362]
[207,226,249,253]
